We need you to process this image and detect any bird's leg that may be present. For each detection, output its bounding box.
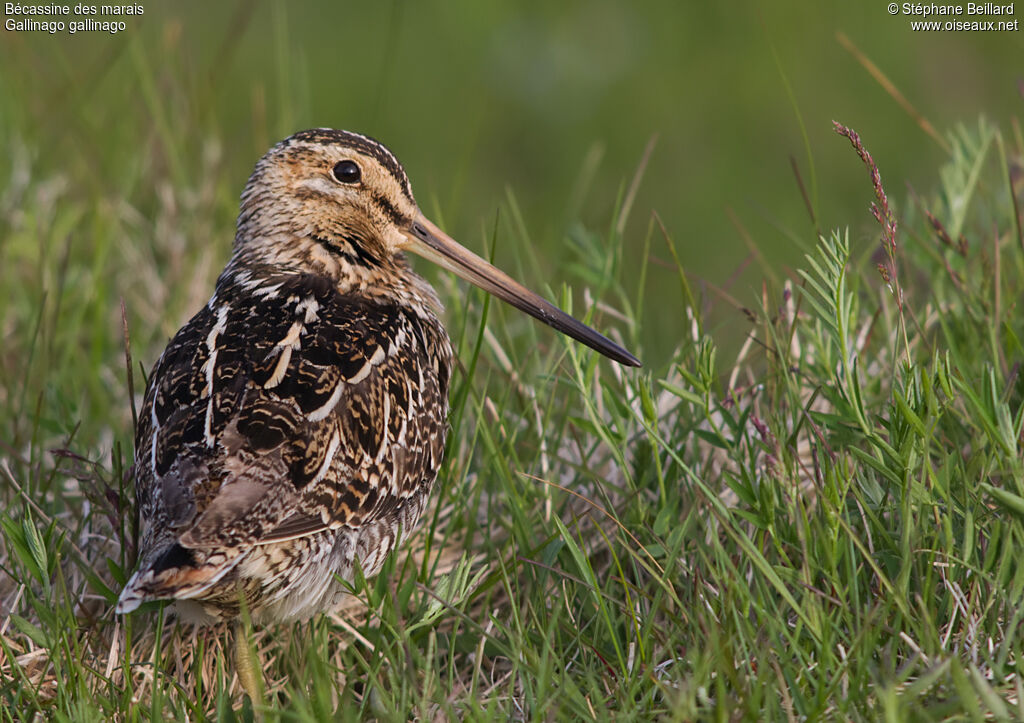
[233,617,265,716]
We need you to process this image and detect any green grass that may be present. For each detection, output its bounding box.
[3,110,1024,719]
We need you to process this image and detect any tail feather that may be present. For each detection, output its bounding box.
[115,544,245,614]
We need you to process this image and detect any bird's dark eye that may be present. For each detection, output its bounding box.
[332,160,361,184]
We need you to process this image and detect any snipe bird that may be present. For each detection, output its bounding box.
[116,128,640,624]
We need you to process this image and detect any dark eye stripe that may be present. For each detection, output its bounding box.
[370,191,404,225]
[312,234,380,268]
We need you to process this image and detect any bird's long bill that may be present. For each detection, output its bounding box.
[405,214,641,367]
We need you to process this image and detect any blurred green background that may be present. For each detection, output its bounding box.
[1,0,1021,368]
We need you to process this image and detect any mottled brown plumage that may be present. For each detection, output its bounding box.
[116,129,639,624]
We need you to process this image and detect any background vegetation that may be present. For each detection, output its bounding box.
[1,1,1023,719]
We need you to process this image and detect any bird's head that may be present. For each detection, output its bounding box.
[235,128,640,367]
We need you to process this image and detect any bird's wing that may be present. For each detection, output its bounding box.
[135,271,450,555]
